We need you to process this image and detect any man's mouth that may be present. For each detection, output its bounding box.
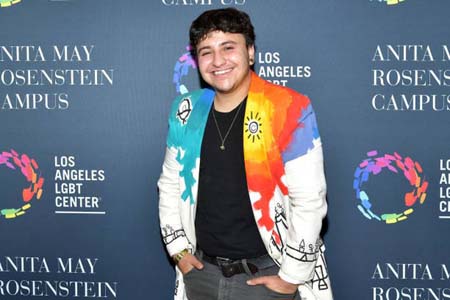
[213,68,232,76]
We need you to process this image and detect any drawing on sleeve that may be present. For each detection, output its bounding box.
[162,225,186,245]
[270,203,288,252]
[309,249,330,291]
[286,239,320,263]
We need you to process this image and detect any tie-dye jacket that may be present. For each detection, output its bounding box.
[158,72,332,300]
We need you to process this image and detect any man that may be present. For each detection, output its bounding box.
[158,8,332,300]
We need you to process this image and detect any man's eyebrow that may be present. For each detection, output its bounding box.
[197,45,211,53]
[197,40,238,53]
[220,40,237,46]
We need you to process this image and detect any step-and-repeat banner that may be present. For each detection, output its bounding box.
[1,1,449,299]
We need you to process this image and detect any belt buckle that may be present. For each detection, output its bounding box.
[216,256,232,265]
[216,256,236,278]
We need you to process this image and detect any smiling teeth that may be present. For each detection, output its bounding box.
[214,69,231,75]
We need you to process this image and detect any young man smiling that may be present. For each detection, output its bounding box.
[196,30,253,112]
[158,8,333,300]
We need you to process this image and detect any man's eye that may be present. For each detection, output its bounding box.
[225,46,234,51]
[200,51,211,57]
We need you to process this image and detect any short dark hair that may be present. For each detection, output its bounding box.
[189,8,255,51]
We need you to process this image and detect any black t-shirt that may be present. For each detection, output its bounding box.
[195,98,267,259]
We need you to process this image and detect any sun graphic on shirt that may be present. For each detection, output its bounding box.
[245,111,263,143]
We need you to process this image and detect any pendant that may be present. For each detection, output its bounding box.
[220,145,225,150]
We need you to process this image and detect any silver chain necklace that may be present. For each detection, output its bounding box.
[211,101,244,151]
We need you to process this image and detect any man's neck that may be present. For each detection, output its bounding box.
[213,73,251,113]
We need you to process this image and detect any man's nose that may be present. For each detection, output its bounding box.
[212,52,226,67]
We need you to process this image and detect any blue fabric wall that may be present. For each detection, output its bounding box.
[0,1,449,299]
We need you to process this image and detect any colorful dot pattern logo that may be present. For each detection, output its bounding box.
[370,0,405,5]
[173,46,197,95]
[0,0,21,7]
[0,149,44,219]
[353,150,428,224]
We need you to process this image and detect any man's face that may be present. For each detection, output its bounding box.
[196,31,254,97]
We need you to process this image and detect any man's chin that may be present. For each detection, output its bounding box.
[210,84,233,94]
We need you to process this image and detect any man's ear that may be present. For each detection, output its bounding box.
[248,45,255,66]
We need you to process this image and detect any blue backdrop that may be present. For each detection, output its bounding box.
[1,1,449,299]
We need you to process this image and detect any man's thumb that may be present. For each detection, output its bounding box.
[247,276,268,286]
[192,257,204,270]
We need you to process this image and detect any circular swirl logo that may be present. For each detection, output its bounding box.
[0,149,44,219]
[248,121,259,134]
[353,150,428,224]
[245,112,263,143]
[173,46,197,95]
[176,97,192,125]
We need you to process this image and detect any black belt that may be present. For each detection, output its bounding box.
[201,252,263,278]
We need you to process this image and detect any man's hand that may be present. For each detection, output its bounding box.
[176,253,204,275]
[247,275,299,294]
